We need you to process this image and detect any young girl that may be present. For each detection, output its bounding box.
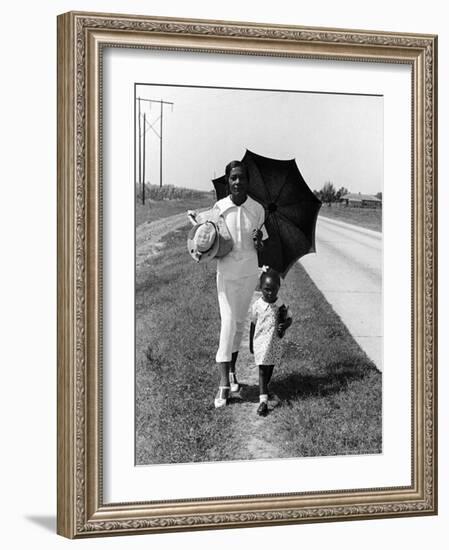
[249,267,292,416]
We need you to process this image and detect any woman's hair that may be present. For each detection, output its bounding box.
[225,160,248,180]
[260,266,281,288]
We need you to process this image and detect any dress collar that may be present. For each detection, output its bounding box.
[216,194,259,215]
[259,297,281,310]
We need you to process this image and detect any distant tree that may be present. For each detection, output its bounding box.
[375,191,383,200]
[336,186,349,201]
[320,181,337,206]
[313,189,322,201]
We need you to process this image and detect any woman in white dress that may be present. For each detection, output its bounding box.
[212,161,268,408]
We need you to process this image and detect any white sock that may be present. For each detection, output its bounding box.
[259,394,268,403]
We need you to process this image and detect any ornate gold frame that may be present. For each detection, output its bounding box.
[57,11,438,538]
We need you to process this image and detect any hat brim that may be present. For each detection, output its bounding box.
[187,222,220,263]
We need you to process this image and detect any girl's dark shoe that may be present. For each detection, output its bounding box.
[257,401,268,416]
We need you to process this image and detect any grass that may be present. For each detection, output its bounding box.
[135,227,237,464]
[319,203,382,232]
[135,224,382,465]
[135,186,215,226]
[140,183,211,201]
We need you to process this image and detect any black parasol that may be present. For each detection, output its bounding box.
[211,174,229,201]
[212,149,321,277]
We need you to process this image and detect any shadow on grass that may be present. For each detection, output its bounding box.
[240,360,375,404]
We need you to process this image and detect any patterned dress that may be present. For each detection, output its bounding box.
[250,296,292,366]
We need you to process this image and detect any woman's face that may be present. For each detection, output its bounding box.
[228,166,248,203]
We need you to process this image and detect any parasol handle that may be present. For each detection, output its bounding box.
[257,220,267,233]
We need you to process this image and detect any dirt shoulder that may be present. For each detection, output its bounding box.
[136,212,191,272]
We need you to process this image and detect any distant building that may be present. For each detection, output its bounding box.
[341,193,382,209]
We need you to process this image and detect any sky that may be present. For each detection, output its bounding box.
[135,83,383,196]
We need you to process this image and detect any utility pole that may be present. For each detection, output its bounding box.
[160,100,163,188]
[138,98,142,202]
[138,97,174,188]
[142,112,146,204]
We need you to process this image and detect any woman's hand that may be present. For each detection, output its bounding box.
[252,229,264,250]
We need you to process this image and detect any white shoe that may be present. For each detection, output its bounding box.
[229,373,240,393]
[214,386,230,408]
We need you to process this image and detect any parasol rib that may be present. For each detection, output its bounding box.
[271,172,290,205]
[248,155,274,204]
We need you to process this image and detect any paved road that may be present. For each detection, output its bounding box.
[300,216,383,371]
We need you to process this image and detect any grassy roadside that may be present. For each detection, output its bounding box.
[136,226,237,464]
[135,226,382,464]
[136,192,214,226]
[319,204,382,232]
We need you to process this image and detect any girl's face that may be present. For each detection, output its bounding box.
[261,277,280,303]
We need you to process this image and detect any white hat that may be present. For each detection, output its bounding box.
[187,222,220,262]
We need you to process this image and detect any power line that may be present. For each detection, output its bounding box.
[138,97,174,106]
[140,117,160,140]
[136,97,174,195]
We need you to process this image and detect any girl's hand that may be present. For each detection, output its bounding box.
[277,318,292,338]
[277,323,286,338]
[277,323,288,337]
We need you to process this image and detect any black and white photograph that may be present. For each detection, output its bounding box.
[52,7,437,540]
[134,83,383,466]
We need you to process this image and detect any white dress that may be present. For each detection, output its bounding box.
[212,195,268,363]
[250,296,292,366]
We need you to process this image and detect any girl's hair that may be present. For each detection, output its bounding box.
[260,266,281,287]
[225,160,248,180]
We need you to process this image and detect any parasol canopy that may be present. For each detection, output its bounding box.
[212,149,321,277]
